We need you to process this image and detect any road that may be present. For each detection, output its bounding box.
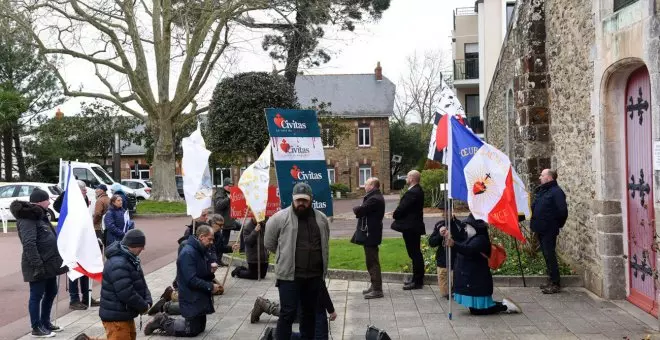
[0,194,446,339]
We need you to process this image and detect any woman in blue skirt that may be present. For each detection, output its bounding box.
[440,214,521,315]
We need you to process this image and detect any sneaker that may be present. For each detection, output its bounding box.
[362,286,373,295]
[74,334,91,340]
[31,327,55,338]
[160,286,174,301]
[364,290,384,299]
[69,301,87,310]
[147,298,167,316]
[502,298,521,314]
[542,284,561,294]
[89,298,101,307]
[144,313,167,335]
[44,323,64,332]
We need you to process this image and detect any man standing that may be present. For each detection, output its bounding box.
[97,229,151,340]
[392,170,426,290]
[93,184,110,241]
[531,169,568,294]
[265,182,330,340]
[144,225,221,337]
[12,189,67,337]
[353,177,385,299]
[214,178,242,251]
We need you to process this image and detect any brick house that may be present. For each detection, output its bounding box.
[293,63,396,194]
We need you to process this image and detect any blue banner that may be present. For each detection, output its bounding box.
[266,108,321,138]
[265,109,333,217]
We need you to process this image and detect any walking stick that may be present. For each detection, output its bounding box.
[513,235,527,287]
[257,229,261,282]
[222,208,249,287]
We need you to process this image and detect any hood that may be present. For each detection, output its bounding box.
[104,241,123,258]
[464,214,489,236]
[10,200,46,221]
[105,241,141,269]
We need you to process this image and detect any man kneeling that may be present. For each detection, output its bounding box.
[144,225,221,337]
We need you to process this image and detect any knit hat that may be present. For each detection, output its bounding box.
[29,188,50,203]
[122,229,146,248]
[292,182,313,201]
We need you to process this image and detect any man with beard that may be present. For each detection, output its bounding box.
[144,225,221,337]
[265,183,330,340]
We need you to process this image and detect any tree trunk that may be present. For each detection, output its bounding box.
[3,127,12,181]
[283,10,308,85]
[150,118,182,201]
[13,127,26,180]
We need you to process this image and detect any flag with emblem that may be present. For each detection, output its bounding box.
[446,115,529,241]
[427,80,470,162]
[238,142,272,223]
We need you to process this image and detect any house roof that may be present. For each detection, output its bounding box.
[295,74,396,117]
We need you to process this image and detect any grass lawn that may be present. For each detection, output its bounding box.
[137,200,187,214]
[228,237,573,276]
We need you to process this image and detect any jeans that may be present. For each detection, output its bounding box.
[28,277,58,329]
[235,263,268,280]
[69,276,90,303]
[162,314,206,337]
[277,277,322,340]
[403,232,424,284]
[538,231,560,285]
[102,320,136,340]
[364,246,382,291]
[290,308,329,340]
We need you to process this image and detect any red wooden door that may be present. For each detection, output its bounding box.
[625,66,657,316]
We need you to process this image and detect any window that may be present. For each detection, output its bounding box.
[614,0,637,12]
[17,185,36,198]
[321,128,334,148]
[506,2,515,27]
[139,170,150,180]
[359,166,371,187]
[327,168,335,185]
[358,127,371,147]
[91,166,115,185]
[0,185,16,198]
[464,43,479,79]
[465,94,480,115]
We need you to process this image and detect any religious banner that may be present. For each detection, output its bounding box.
[265,108,333,216]
[230,186,281,219]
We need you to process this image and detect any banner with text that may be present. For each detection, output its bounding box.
[265,108,333,216]
[230,186,281,219]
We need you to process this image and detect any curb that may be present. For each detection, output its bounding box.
[133,213,188,219]
[220,255,583,287]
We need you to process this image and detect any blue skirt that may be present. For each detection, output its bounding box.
[453,294,495,309]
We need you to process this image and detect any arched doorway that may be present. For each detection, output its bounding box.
[624,66,657,316]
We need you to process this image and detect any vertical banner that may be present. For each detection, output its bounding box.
[265,109,333,217]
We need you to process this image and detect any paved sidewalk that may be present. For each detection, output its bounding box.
[18,262,660,340]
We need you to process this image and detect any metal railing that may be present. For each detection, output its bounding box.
[453,58,479,80]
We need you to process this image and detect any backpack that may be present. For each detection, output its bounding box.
[482,243,507,270]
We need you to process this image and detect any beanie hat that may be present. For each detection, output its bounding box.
[30,188,50,203]
[292,182,313,201]
[111,183,122,192]
[122,229,146,248]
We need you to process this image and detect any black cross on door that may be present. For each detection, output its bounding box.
[628,168,651,208]
[627,86,649,125]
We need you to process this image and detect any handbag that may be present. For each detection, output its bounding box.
[350,217,368,245]
[365,325,391,340]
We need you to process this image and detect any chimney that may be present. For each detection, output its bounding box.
[55,107,64,119]
[374,61,383,81]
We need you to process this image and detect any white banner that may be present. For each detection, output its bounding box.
[181,123,213,219]
[238,142,272,222]
[270,137,326,161]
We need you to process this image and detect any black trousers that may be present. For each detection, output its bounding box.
[403,232,424,284]
[277,277,322,340]
[235,262,268,280]
[162,314,206,337]
[538,231,560,285]
[364,246,382,291]
[469,302,507,315]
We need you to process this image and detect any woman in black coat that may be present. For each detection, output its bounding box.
[231,218,268,279]
[441,214,521,315]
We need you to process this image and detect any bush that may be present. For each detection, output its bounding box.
[330,183,350,194]
[420,169,447,208]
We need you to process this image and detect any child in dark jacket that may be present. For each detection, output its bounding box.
[428,216,464,298]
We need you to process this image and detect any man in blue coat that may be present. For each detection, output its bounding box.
[531,169,568,294]
[144,225,221,337]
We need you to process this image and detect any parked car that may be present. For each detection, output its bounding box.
[121,179,151,200]
[0,182,62,221]
[175,175,184,198]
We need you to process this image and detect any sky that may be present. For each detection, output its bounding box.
[53,0,477,117]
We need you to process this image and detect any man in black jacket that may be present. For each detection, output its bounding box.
[353,177,385,299]
[392,170,426,290]
[12,189,68,337]
[213,178,243,251]
[531,169,568,294]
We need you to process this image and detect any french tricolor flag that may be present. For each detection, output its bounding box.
[56,165,104,282]
[446,115,531,242]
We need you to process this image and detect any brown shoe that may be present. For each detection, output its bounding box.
[69,301,88,310]
[161,286,174,301]
[251,297,268,323]
[541,284,561,294]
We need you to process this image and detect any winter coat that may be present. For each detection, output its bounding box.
[12,201,67,282]
[392,185,426,235]
[104,205,133,246]
[54,192,90,213]
[99,242,152,321]
[452,215,493,297]
[93,193,110,230]
[531,181,568,235]
[213,188,235,226]
[177,221,229,263]
[428,217,464,268]
[352,189,386,247]
[243,220,268,264]
[264,206,330,281]
[176,235,215,318]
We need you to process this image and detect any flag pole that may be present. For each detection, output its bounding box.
[514,235,527,287]
[257,228,261,282]
[222,208,249,287]
[447,197,453,321]
[52,274,62,327]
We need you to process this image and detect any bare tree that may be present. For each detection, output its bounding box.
[394,49,452,138]
[1,0,267,200]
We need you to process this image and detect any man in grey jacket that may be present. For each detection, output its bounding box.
[265,182,330,340]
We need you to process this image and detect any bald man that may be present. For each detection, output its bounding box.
[392,170,426,290]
